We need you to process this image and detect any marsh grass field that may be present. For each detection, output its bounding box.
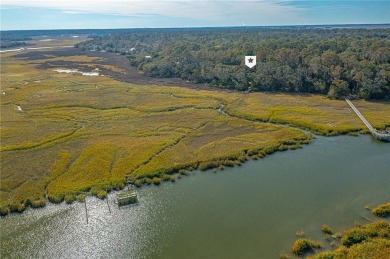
[1,43,390,216]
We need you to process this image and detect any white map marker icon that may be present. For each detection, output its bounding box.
[245,56,256,68]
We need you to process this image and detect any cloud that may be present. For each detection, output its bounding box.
[1,0,307,25]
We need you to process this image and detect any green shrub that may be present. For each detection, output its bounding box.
[9,202,26,213]
[144,177,152,184]
[278,144,288,151]
[30,197,46,208]
[134,179,142,187]
[312,251,336,259]
[64,194,75,204]
[170,176,176,182]
[247,149,259,156]
[291,238,321,256]
[367,221,390,238]
[237,154,247,162]
[97,190,107,199]
[162,174,171,181]
[100,184,113,193]
[288,144,300,150]
[0,205,10,216]
[179,169,190,175]
[344,238,390,258]
[322,225,333,235]
[314,238,390,259]
[153,177,161,185]
[40,198,47,207]
[372,202,390,217]
[76,194,85,202]
[341,229,371,247]
[198,162,209,171]
[223,160,235,167]
[112,181,125,190]
[48,193,64,203]
[199,161,220,171]
[308,221,390,259]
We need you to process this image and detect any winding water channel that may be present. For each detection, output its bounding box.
[0,135,389,258]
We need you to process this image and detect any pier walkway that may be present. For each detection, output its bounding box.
[345,98,390,142]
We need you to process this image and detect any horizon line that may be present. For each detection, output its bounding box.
[2,23,390,32]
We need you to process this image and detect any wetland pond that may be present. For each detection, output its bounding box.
[0,135,389,258]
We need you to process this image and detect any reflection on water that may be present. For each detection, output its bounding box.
[1,135,389,258]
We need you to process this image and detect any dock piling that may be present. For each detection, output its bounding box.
[84,197,89,224]
[106,197,111,213]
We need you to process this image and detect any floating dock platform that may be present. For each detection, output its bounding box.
[116,189,138,206]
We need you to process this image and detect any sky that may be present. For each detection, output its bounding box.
[1,1,389,30]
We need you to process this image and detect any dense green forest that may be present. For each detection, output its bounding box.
[0,40,28,49]
[76,28,390,99]
[0,34,31,49]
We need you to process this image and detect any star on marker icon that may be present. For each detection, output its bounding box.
[245,56,256,68]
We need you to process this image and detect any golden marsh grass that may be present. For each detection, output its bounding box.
[1,49,389,215]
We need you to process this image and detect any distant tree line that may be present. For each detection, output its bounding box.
[0,40,28,49]
[0,32,32,49]
[0,29,111,49]
[73,28,388,99]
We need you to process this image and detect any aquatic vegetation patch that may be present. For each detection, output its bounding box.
[321,225,334,235]
[152,177,162,185]
[341,221,390,247]
[309,221,390,259]
[372,202,390,217]
[291,238,322,256]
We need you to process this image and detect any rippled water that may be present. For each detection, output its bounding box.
[1,135,389,258]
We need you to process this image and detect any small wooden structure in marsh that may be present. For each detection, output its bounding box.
[116,189,138,206]
[116,175,138,206]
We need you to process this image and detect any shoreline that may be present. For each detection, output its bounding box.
[1,134,389,258]
[1,132,381,217]
[1,131,313,217]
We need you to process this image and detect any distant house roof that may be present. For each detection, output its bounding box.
[145,55,152,59]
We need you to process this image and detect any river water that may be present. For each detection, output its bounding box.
[1,135,389,258]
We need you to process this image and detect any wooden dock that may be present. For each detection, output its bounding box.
[116,190,138,206]
[345,98,390,142]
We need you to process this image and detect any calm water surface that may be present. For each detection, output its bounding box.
[1,135,389,258]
